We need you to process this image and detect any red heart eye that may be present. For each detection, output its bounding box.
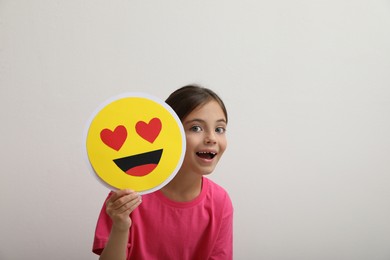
[135,118,162,143]
[100,125,127,151]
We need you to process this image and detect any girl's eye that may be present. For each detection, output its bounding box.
[215,127,226,134]
[190,126,202,132]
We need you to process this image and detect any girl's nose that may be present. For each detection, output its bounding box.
[204,132,217,144]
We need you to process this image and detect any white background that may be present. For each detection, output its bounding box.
[1,1,390,259]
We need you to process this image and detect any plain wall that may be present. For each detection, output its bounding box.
[1,0,390,259]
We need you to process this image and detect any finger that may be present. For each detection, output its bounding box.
[108,189,133,202]
[109,191,140,210]
[116,195,142,214]
[105,192,139,218]
[118,196,142,215]
[106,189,134,208]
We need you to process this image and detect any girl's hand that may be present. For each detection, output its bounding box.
[105,189,142,231]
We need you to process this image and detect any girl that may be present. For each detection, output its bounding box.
[92,85,233,260]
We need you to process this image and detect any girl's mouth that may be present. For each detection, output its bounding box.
[196,151,217,159]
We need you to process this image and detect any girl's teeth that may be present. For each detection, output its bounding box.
[196,152,216,159]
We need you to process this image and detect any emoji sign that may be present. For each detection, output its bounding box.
[85,93,186,194]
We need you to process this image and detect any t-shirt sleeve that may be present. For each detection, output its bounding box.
[92,193,113,255]
[209,193,234,260]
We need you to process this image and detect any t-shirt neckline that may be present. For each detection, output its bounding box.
[155,177,209,208]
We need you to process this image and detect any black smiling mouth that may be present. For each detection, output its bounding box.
[113,149,163,177]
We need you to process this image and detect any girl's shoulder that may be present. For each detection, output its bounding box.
[204,177,233,210]
[204,177,229,196]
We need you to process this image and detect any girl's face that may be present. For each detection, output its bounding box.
[180,100,227,176]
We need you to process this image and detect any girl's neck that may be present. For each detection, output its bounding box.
[160,171,203,202]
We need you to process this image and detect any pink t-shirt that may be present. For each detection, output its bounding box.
[93,177,233,260]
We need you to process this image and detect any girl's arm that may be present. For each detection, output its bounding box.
[210,196,234,260]
[99,189,142,260]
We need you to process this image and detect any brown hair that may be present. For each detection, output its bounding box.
[165,85,228,123]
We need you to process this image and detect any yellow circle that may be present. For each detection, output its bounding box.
[85,93,185,194]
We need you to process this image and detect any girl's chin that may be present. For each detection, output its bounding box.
[198,166,217,176]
